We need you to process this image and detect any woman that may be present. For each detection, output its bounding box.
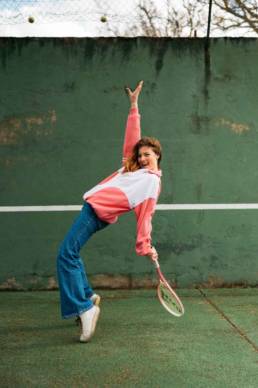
[57,80,162,342]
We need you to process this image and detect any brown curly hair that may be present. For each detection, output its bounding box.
[123,137,162,173]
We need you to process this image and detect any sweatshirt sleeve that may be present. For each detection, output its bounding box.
[122,107,141,165]
[134,198,157,256]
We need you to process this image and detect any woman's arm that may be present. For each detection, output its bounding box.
[134,197,159,261]
[122,81,143,163]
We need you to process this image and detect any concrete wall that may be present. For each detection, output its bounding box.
[1,38,258,289]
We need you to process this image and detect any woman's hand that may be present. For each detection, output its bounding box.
[125,80,143,107]
[148,246,158,262]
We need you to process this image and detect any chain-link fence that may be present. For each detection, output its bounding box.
[0,0,257,37]
[0,0,136,24]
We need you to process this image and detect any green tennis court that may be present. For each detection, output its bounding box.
[1,289,258,387]
[1,1,258,387]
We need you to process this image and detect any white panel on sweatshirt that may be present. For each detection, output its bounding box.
[83,169,160,209]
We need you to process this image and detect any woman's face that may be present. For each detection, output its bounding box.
[138,146,159,171]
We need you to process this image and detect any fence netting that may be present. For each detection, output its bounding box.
[0,0,257,37]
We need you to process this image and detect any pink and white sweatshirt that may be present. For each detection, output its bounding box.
[83,107,162,256]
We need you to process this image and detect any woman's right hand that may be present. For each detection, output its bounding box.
[125,80,143,107]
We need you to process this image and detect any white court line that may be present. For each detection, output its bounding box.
[1,204,258,212]
[157,204,258,210]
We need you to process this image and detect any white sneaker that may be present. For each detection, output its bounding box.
[75,294,101,326]
[79,305,100,343]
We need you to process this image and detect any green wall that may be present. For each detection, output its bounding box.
[1,38,258,289]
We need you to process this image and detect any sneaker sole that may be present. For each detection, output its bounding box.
[79,307,100,343]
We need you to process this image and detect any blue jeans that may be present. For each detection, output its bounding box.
[57,202,108,319]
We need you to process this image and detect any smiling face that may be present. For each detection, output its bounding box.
[123,137,162,173]
[138,146,159,171]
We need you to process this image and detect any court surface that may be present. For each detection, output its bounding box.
[1,288,258,387]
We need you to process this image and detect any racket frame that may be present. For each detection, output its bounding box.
[153,259,185,317]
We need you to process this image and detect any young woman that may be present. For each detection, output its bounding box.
[57,81,162,342]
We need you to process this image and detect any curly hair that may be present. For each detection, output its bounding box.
[123,137,162,173]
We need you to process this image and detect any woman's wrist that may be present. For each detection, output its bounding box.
[131,101,138,108]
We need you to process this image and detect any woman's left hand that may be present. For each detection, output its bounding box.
[125,80,143,106]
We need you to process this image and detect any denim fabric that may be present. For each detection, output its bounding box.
[57,202,108,318]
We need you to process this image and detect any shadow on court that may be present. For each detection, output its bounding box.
[1,289,258,387]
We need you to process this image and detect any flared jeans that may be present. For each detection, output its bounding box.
[57,202,108,318]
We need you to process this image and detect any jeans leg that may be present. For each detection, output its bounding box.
[78,258,94,299]
[56,203,108,318]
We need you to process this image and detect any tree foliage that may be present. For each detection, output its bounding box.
[104,0,258,37]
[213,0,258,34]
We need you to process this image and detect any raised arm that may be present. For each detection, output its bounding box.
[122,81,143,163]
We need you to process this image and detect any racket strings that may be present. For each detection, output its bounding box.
[159,282,183,315]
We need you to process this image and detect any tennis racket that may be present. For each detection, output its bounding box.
[153,259,184,317]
